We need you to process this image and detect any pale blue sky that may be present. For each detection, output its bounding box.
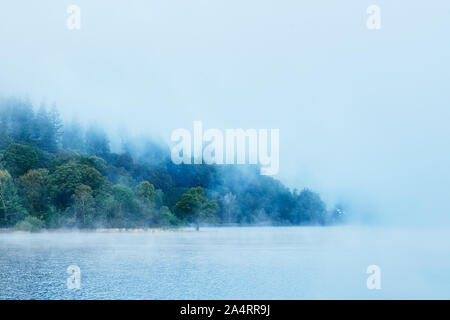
[0,0,449,224]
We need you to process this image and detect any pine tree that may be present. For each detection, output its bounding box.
[85,126,110,156]
[33,103,62,153]
[62,119,85,151]
[48,104,63,150]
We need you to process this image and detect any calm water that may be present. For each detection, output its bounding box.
[1,226,449,299]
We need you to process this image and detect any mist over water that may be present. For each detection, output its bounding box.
[1,227,450,299]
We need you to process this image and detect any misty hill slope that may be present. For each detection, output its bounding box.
[0,98,341,230]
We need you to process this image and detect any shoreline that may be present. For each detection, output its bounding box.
[0,224,339,234]
[0,227,194,234]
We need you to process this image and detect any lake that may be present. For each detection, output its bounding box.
[1,226,449,299]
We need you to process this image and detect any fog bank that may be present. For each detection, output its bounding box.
[1,0,449,225]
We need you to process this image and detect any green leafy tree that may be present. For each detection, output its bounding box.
[93,190,117,227]
[111,184,137,218]
[0,170,27,226]
[115,153,134,171]
[0,134,12,150]
[0,170,11,218]
[71,184,96,227]
[48,161,105,209]
[293,189,327,225]
[14,216,44,232]
[154,189,164,209]
[2,143,38,177]
[135,181,155,202]
[18,169,49,218]
[174,187,219,230]
[159,206,179,227]
[134,181,157,224]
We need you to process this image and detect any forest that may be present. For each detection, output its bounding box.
[0,98,343,231]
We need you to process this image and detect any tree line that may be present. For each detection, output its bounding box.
[0,98,343,231]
